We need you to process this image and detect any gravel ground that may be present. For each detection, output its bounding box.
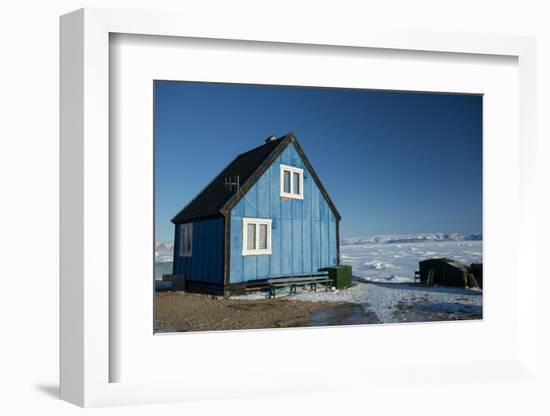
[154,291,360,332]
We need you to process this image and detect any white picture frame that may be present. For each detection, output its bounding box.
[60,8,538,408]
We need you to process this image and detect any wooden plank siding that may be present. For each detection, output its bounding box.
[229,143,338,283]
[173,217,224,284]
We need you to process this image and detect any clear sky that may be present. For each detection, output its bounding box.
[155,81,482,242]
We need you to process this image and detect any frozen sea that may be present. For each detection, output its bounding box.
[341,240,482,283]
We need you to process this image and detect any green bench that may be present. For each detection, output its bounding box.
[267,273,333,298]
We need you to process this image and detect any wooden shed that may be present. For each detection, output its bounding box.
[170,132,341,296]
[418,258,469,288]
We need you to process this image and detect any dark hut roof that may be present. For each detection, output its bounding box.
[171,133,341,224]
[419,258,468,271]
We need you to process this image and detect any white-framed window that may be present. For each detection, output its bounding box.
[280,164,304,199]
[242,218,272,256]
[179,223,193,257]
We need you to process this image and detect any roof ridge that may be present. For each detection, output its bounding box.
[234,134,287,157]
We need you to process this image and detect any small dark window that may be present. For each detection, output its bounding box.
[293,172,300,195]
[284,170,291,193]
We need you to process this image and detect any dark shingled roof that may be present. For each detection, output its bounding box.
[171,135,288,223]
[419,258,468,271]
[171,132,341,224]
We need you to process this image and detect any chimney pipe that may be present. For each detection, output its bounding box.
[265,135,277,143]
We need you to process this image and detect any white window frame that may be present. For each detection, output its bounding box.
[280,164,304,199]
[242,218,272,256]
[179,223,193,257]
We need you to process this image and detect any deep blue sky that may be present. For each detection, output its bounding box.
[155,81,482,242]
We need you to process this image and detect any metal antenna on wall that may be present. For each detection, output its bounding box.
[225,175,259,213]
[225,175,240,193]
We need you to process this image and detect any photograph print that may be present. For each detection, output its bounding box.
[154,81,482,333]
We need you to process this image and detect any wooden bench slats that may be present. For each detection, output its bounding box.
[267,276,334,298]
[266,274,329,284]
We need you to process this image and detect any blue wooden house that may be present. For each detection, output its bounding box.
[171,133,341,295]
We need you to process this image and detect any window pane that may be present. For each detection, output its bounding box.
[186,226,192,253]
[180,225,187,256]
[283,170,291,193]
[259,224,268,250]
[247,224,256,250]
[293,172,300,195]
[184,227,188,252]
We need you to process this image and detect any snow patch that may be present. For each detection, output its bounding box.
[361,261,395,270]
[291,282,482,323]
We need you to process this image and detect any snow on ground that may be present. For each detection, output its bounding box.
[291,282,482,323]
[232,281,482,323]
[341,240,482,283]
[233,238,483,323]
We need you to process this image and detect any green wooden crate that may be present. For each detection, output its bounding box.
[321,265,352,289]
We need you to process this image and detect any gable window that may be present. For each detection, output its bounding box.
[179,223,193,257]
[280,164,304,199]
[242,218,272,256]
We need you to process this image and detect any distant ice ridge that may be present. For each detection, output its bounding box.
[341,232,482,246]
[155,242,174,262]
